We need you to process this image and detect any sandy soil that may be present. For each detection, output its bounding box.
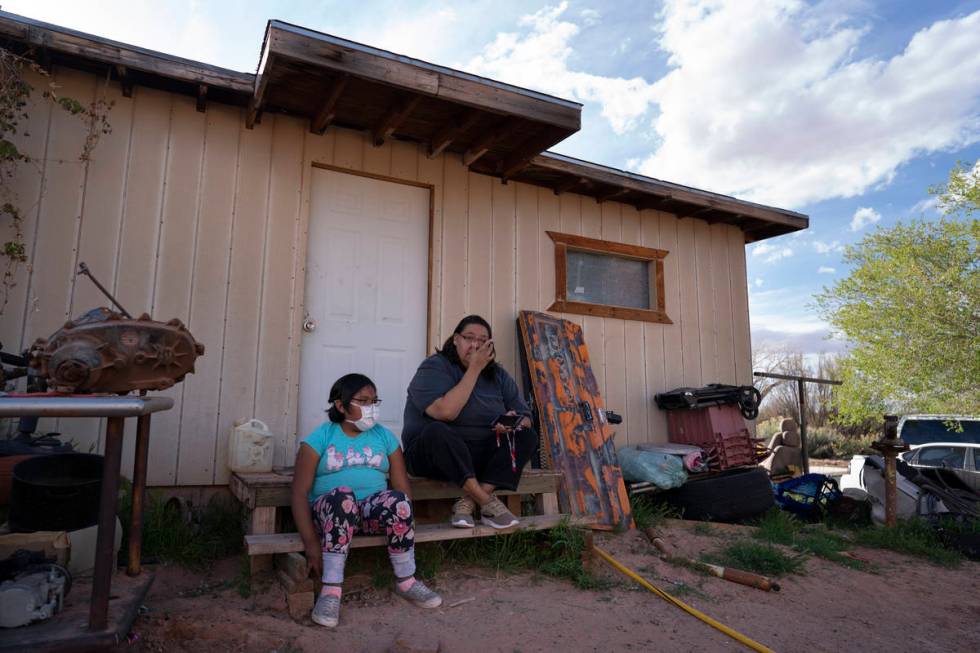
[122,522,979,653]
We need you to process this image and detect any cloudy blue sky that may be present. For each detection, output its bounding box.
[8,0,979,358]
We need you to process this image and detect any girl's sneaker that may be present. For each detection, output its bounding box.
[311,593,341,627]
[393,579,443,608]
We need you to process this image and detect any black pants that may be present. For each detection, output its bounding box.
[404,422,537,491]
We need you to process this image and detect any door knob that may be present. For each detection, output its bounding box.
[303,318,317,333]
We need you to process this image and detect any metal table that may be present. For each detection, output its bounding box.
[0,395,173,634]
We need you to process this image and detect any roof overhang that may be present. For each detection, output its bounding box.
[515,153,809,241]
[0,10,252,108]
[250,21,582,175]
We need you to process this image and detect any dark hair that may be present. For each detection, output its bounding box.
[326,373,377,423]
[437,315,497,381]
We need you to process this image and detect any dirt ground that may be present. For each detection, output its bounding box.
[121,522,979,653]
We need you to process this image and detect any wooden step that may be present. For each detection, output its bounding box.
[231,468,561,509]
[245,513,593,555]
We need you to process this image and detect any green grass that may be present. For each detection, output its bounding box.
[752,509,868,570]
[703,540,807,577]
[851,518,961,567]
[629,494,680,530]
[355,520,607,590]
[117,483,245,570]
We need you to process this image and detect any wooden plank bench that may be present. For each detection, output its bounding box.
[230,468,568,571]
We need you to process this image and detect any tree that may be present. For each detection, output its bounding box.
[815,164,980,424]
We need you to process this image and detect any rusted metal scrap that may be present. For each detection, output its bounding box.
[29,307,205,393]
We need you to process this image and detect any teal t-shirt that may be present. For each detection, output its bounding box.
[301,422,400,502]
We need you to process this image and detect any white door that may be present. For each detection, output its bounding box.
[298,168,429,441]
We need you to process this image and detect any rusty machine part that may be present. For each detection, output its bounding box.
[29,307,205,394]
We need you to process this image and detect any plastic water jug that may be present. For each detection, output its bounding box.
[228,418,274,473]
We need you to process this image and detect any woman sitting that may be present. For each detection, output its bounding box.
[291,373,442,628]
[402,315,537,529]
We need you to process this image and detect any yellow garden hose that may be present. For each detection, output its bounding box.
[593,545,777,653]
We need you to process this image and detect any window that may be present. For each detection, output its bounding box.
[916,446,966,470]
[546,231,670,323]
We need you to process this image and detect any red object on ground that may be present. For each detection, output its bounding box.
[666,405,756,470]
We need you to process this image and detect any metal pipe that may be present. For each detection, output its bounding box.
[127,413,151,576]
[77,262,132,318]
[89,416,125,631]
[0,395,174,417]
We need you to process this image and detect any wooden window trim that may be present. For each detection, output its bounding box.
[546,231,672,325]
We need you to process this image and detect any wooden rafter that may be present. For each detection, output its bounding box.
[372,93,421,146]
[196,84,208,112]
[596,187,631,204]
[310,74,349,135]
[245,97,261,129]
[499,129,561,180]
[428,110,482,159]
[462,120,518,167]
[115,64,133,98]
[553,176,586,195]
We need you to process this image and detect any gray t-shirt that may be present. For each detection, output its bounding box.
[402,353,531,447]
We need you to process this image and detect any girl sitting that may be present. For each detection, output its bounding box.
[291,373,442,628]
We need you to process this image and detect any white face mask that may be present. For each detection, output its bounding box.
[347,404,380,431]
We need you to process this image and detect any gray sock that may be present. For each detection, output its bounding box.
[389,547,416,579]
[321,551,347,584]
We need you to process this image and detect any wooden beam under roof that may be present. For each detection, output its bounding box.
[197,84,208,112]
[372,93,421,146]
[115,64,133,98]
[499,129,563,180]
[264,21,582,132]
[553,176,586,195]
[462,120,518,167]
[428,110,482,159]
[596,187,632,204]
[310,73,349,135]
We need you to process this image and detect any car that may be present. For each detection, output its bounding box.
[898,415,980,446]
[900,442,980,493]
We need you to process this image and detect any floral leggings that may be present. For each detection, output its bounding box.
[311,487,415,554]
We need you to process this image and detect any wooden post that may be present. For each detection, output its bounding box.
[249,507,277,574]
[798,378,810,474]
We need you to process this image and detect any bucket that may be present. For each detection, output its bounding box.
[9,453,103,532]
[228,419,274,473]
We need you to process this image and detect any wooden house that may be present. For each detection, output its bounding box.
[0,12,807,489]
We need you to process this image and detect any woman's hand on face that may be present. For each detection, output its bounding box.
[468,339,495,371]
[304,539,322,579]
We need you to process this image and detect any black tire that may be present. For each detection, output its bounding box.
[662,466,774,522]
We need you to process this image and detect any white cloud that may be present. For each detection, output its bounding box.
[751,242,793,263]
[636,2,980,208]
[754,277,764,287]
[579,8,601,27]
[850,206,881,231]
[910,197,939,215]
[465,2,658,134]
[813,239,842,254]
[818,266,836,274]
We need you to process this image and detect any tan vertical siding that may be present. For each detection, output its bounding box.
[1,67,757,485]
[177,103,240,484]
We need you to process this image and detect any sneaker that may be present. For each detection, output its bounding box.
[480,497,519,529]
[393,579,443,609]
[451,496,476,528]
[311,593,341,628]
